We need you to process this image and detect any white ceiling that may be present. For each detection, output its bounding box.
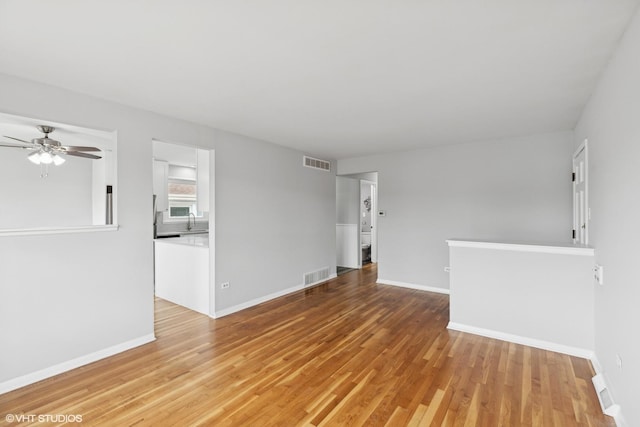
[0,1,638,159]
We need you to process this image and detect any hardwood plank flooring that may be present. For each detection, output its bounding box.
[0,264,613,426]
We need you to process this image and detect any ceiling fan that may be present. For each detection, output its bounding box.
[1,125,102,166]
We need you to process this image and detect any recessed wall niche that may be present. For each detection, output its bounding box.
[0,112,117,231]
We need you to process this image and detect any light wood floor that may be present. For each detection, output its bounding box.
[0,264,613,426]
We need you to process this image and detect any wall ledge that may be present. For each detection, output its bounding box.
[446,239,594,256]
[0,224,119,237]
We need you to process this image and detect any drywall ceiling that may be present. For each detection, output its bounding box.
[0,1,638,159]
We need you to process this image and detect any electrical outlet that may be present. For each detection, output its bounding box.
[616,354,622,370]
[221,282,230,289]
[594,265,604,285]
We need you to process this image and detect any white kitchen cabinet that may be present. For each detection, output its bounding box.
[153,159,168,212]
[155,236,210,315]
[196,149,210,212]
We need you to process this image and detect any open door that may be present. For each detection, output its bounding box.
[360,180,377,264]
[573,140,588,245]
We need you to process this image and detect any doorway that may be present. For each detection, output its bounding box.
[336,172,378,274]
[360,180,377,265]
[152,140,215,317]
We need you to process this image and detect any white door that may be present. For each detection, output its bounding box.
[370,183,377,262]
[360,180,377,265]
[573,141,588,244]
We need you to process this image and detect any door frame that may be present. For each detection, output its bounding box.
[572,139,588,245]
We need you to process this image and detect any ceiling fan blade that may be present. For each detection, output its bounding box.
[3,135,32,144]
[62,145,101,152]
[0,143,31,149]
[65,151,102,160]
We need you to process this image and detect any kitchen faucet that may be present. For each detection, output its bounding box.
[187,212,196,231]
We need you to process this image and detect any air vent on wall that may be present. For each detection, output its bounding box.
[304,267,330,287]
[592,374,620,418]
[303,156,331,172]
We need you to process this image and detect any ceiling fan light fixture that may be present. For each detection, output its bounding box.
[27,151,41,164]
[39,151,53,165]
[52,154,66,166]
[4,125,102,174]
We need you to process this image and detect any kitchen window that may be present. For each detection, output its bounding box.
[168,177,197,217]
[167,173,205,218]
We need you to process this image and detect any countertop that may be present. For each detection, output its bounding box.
[155,234,209,248]
[156,228,209,237]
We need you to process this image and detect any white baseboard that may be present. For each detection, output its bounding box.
[447,322,594,359]
[214,274,337,318]
[305,273,338,288]
[377,278,450,295]
[610,406,626,426]
[610,408,625,427]
[339,264,360,269]
[591,354,603,375]
[0,333,156,395]
[590,357,625,427]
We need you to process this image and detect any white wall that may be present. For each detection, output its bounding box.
[448,243,595,356]
[0,73,336,390]
[336,176,359,224]
[336,176,360,268]
[343,171,378,183]
[0,146,93,228]
[212,131,336,312]
[337,132,574,291]
[574,7,640,425]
